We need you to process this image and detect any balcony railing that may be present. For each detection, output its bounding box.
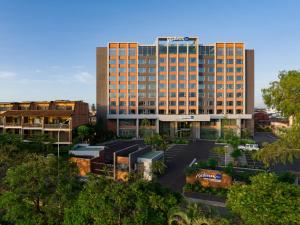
[22,123,43,128]
[5,122,21,127]
[44,124,70,129]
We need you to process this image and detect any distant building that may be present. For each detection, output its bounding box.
[0,100,89,145]
[96,36,255,139]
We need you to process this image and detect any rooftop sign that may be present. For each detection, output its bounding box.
[166,37,189,42]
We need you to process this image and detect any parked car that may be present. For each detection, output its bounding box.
[238,144,259,151]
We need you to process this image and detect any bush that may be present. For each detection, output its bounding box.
[278,171,296,184]
[224,163,234,176]
[207,158,218,169]
[231,149,242,159]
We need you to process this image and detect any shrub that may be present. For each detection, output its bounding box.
[207,158,218,169]
[278,171,296,184]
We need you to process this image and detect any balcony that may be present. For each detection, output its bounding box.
[5,122,22,127]
[22,123,43,129]
[44,123,70,129]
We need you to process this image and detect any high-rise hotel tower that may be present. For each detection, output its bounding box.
[97,37,254,139]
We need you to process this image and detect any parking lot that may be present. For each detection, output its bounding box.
[158,140,215,192]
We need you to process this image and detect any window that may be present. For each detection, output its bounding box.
[226,101,233,106]
[236,48,243,56]
[109,76,116,81]
[169,84,176,89]
[138,84,145,90]
[119,68,126,73]
[236,59,243,64]
[149,67,155,73]
[139,92,145,98]
[226,68,234,73]
[207,59,214,64]
[217,76,223,81]
[138,76,146,81]
[109,92,116,98]
[179,66,185,72]
[189,58,196,63]
[159,58,165,63]
[149,59,156,64]
[119,84,126,90]
[119,76,126,81]
[226,48,234,56]
[179,58,186,63]
[129,59,136,64]
[227,75,233,81]
[199,59,204,64]
[207,76,214,81]
[119,93,125,98]
[227,93,233,98]
[189,92,196,97]
[189,101,196,106]
[217,48,224,56]
[138,59,146,64]
[189,83,196,88]
[129,67,136,72]
[236,92,243,98]
[207,84,214,90]
[217,92,223,97]
[159,101,166,106]
[208,67,214,73]
[217,67,223,72]
[199,67,205,73]
[189,45,196,54]
[109,59,116,64]
[178,83,185,88]
[170,58,176,63]
[159,46,167,54]
[236,67,243,73]
[148,83,156,89]
[129,84,135,90]
[179,75,185,80]
[236,84,243,89]
[179,46,187,54]
[169,75,176,80]
[109,48,116,56]
[189,75,196,80]
[179,101,185,106]
[109,109,116,114]
[189,66,196,71]
[129,48,136,56]
[119,59,126,64]
[236,76,243,81]
[128,92,135,98]
[169,101,176,106]
[199,84,205,89]
[217,59,224,64]
[110,101,116,106]
[226,59,233,64]
[217,84,223,89]
[226,84,233,89]
[149,76,155,81]
[159,75,166,80]
[170,92,176,97]
[109,68,116,73]
[199,76,205,81]
[159,67,165,72]
[170,66,176,72]
[217,101,223,106]
[119,48,126,56]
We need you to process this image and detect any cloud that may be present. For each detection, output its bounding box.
[75,72,94,83]
[72,65,85,69]
[50,65,61,69]
[0,71,17,79]
[35,69,42,73]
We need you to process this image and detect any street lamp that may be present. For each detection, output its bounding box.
[57,118,71,176]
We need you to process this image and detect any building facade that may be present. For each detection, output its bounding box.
[96,36,254,139]
[0,100,89,144]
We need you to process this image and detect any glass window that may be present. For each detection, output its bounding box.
[109,76,116,81]
[119,59,126,64]
[217,84,223,89]
[199,67,205,73]
[159,67,165,72]
[170,58,176,63]
[109,92,116,98]
[199,84,205,89]
[138,68,146,73]
[179,75,185,80]
[179,58,186,63]
[226,59,233,64]
[159,84,166,89]
[159,75,166,80]
[179,101,185,106]
[217,48,224,56]
[178,83,185,88]
[109,59,116,64]
[227,93,233,98]
[159,45,167,54]
[217,67,223,72]
[109,48,116,56]
[179,92,185,97]
[236,84,243,89]
[217,76,223,81]
[189,58,196,63]
[128,84,135,90]
[149,67,155,73]
[179,66,185,72]
[119,48,126,56]
[198,76,205,81]
[149,76,155,81]
[128,59,136,64]
[217,59,223,64]
[189,83,196,88]
[189,75,196,80]
[207,59,214,64]
[159,92,166,97]
[236,67,243,73]
[119,76,126,81]
[236,76,243,81]
[138,84,146,89]
[170,92,176,97]
[207,84,214,90]
[169,84,176,89]
[128,48,136,56]
[129,67,136,72]
[170,66,176,72]
[189,45,196,54]
[149,59,156,64]
[207,76,214,81]
[159,58,165,63]
[109,68,116,73]
[138,76,146,81]
[208,67,214,73]
[189,66,196,71]
[226,48,234,56]
[119,68,126,73]
[217,92,223,97]
[179,46,187,53]
[236,59,243,64]
[119,93,125,98]
[226,68,234,73]
[138,59,146,64]
[109,84,116,89]
[119,84,126,89]
[236,92,243,98]
[236,48,243,56]
[226,84,233,89]
[199,59,204,64]
[189,92,196,97]
[227,75,233,81]
[169,75,176,80]
[169,45,177,54]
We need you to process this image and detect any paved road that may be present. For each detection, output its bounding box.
[254,132,278,145]
[158,140,215,193]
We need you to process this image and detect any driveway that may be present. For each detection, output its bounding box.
[158,140,215,192]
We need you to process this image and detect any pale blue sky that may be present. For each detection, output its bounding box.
[0,0,300,107]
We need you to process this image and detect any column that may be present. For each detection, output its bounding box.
[192,121,200,139]
[156,119,159,134]
[216,119,222,138]
[116,119,120,136]
[136,118,139,139]
[236,118,241,137]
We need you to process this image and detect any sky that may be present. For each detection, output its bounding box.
[0,0,300,107]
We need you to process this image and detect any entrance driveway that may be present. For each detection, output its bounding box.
[158,140,215,192]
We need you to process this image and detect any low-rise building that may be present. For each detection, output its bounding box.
[0,100,89,145]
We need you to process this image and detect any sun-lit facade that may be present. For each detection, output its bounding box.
[96,36,254,139]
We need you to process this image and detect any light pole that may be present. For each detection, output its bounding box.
[57,118,71,176]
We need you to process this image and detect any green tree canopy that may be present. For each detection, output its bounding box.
[227,173,300,225]
[0,154,81,225]
[63,175,181,225]
[257,70,300,166]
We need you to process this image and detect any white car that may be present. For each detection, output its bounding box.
[238,144,259,151]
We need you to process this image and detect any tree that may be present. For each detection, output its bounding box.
[227,173,300,225]
[259,70,300,165]
[151,160,167,176]
[63,175,181,225]
[91,103,96,112]
[0,154,81,225]
[77,125,90,143]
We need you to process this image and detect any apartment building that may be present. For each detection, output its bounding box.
[0,100,89,144]
[96,36,254,139]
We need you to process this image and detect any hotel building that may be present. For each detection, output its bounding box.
[96,36,254,139]
[0,100,89,144]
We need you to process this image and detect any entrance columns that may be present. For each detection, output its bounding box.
[136,118,139,138]
[236,119,241,137]
[116,119,119,137]
[170,121,177,138]
[216,119,222,138]
[155,119,159,134]
[192,121,200,139]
